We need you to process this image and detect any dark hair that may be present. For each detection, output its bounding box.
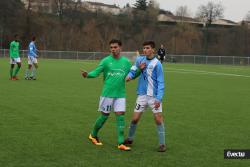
[32,36,36,41]
[109,39,122,46]
[14,34,18,38]
[143,41,155,48]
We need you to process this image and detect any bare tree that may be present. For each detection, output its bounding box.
[146,0,159,22]
[175,5,191,23]
[175,5,191,18]
[196,1,224,25]
[245,11,250,21]
[54,0,73,18]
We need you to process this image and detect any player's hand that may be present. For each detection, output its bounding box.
[139,62,146,70]
[80,69,88,78]
[154,101,160,109]
[125,76,132,82]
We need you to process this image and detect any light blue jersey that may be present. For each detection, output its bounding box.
[127,55,165,102]
[28,41,37,57]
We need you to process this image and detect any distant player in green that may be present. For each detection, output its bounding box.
[81,39,132,151]
[9,34,21,80]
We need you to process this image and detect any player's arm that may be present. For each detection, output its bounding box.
[81,60,104,78]
[125,60,141,81]
[10,43,14,57]
[157,49,161,55]
[29,44,36,57]
[163,49,166,59]
[154,62,165,108]
[33,44,38,57]
[126,57,143,82]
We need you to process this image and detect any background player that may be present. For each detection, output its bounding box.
[9,34,21,80]
[157,44,166,64]
[25,36,38,80]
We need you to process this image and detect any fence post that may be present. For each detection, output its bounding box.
[248,57,250,66]
[4,49,5,58]
[182,55,184,63]
[219,56,221,64]
[194,56,196,64]
[233,56,235,65]
[206,56,208,64]
[76,51,79,60]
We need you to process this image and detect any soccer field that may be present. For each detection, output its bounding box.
[0,58,250,167]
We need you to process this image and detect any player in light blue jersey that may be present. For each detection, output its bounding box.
[125,41,166,152]
[25,36,38,80]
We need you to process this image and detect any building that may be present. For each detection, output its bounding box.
[21,0,53,13]
[82,1,121,15]
[212,19,238,26]
[157,13,202,26]
[158,12,240,28]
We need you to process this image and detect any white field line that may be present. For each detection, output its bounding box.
[76,61,250,78]
[166,68,250,78]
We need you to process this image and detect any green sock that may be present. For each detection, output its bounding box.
[91,114,108,137]
[13,67,20,76]
[10,69,13,78]
[116,115,125,145]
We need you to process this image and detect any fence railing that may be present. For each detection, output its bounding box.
[167,55,250,65]
[0,49,137,61]
[1,49,250,65]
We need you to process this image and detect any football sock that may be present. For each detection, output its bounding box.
[91,114,108,137]
[128,122,137,141]
[25,69,30,78]
[116,115,125,145]
[13,67,20,76]
[31,68,36,78]
[10,69,13,78]
[157,123,166,145]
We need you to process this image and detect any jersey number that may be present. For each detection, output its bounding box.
[106,105,112,111]
[135,103,141,110]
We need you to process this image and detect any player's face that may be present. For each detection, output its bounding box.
[110,43,121,57]
[15,36,19,42]
[143,45,155,57]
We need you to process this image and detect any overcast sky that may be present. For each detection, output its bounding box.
[87,0,250,22]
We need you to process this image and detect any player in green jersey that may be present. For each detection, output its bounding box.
[9,34,21,80]
[81,39,132,151]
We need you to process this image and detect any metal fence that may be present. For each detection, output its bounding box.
[1,49,250,65]
[167,55,250,65]
[0,49,137,61]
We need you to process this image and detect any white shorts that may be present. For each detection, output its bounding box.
[134,95,162,113]
[98,97,126,113]
[10,57,21,64]
[28,56,38,65]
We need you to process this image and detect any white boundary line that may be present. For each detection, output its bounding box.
[166,68,250,78]
[76,61,250,78]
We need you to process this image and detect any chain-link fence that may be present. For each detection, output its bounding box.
[0,49,137,61]
[167,55,250,65]
[1,49,250,65]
